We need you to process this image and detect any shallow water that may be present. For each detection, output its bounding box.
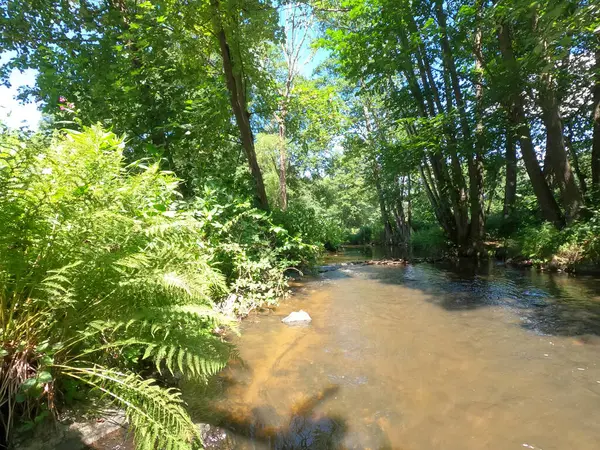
[187,258,600,450]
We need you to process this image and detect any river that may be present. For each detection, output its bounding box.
[183,248,600,450]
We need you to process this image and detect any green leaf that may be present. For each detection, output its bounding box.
[21,377,38,391]
[37,371,53,384]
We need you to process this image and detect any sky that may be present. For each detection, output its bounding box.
[0,52,42,130]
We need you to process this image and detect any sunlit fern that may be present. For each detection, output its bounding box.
[0,126,235,448]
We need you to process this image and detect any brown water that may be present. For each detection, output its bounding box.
[185,258,600,450]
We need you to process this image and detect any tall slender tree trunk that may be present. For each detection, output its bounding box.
[374,171,393,245]
[470,1,486,256]
[420,163,455,240]
[362,99,394,244]
[407,173,413,230]
[399,50,461,246]
[211,0,269,210]
[503,125,517,218]
[592,37,600,194]
[435,0,473,254]
[277,115,288,210]
[564,123,587,196]
[498,22,563,227]
[392,177,409,245]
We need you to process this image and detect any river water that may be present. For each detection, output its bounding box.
[185,250,600,450]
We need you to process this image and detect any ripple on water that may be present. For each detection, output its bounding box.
[184,260,600,450]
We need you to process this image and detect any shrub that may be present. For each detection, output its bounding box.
[346,226,373,245]
[410,225,447,253]
[270,196,342,252]
[190,190,319,313]
[515,222,563,261]
[511,212,600,265]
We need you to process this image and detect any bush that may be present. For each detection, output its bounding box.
[270,195,343,251]
[190,190,319,313]
[514,222,563,261]
[346,226,373,245]
[511,211,600,265]
[410,225,447,253]
[485,208,538,240]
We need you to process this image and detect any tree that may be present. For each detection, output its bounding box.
[593,32,600,192]
[496,20,564,227]
[1,0,278,208]
[210,0,270,209]
[273,3,316,209]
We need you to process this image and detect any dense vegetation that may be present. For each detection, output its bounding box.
[0,0,599,448]
[0,125,317,448]
[320,0,600,262]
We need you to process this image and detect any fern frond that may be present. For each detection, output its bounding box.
[60,366,200,450]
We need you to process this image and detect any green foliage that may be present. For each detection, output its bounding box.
[346,226,373,245]
[512,210,600,265]
[410,226,447,253]
[0,125,302,448]
[189,189,319,313]
[515,223,563,261]
[273,198,344,251]
[1,0,281,200]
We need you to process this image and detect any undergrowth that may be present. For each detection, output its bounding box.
[0,125,316,448]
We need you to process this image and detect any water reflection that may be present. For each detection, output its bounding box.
[369,260,600,336]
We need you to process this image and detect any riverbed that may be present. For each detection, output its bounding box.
[185,256,600,450]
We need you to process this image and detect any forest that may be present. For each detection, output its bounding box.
[0,0,599,448]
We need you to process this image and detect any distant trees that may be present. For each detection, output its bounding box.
[321,0,600,255]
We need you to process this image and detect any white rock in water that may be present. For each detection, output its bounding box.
[282,310,312,324]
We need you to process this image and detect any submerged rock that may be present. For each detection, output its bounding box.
[196,423,235,449]
[318,265,339,273]
[282,310,312,324]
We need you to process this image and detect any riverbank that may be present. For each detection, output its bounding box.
[327,243,600,275]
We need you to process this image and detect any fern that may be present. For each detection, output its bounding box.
[0,126,234,448]
[60,366,200,450]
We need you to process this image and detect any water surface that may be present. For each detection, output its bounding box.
[187,260,600,450]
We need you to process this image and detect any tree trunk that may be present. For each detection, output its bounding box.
[426,154,459,243]
[399,51,464,247]
[592,37,600,194]
[498,22,564,227]
[407,173,413,230]
[435,7,471,253]
[375,171,393,245]
[420,164,455,240]
[539,72,583,222]
[469,1,486,256]
[211,0,269,210]
[362,98,394,244]
[564,123,587,196]
[435,0,471,144]
[277,116,288,210]
[503,125,517,218]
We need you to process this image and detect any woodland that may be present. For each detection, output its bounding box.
[0,0,599,448]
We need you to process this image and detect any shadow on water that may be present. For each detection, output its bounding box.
[185,380,354,449]
[368,258,600,337]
